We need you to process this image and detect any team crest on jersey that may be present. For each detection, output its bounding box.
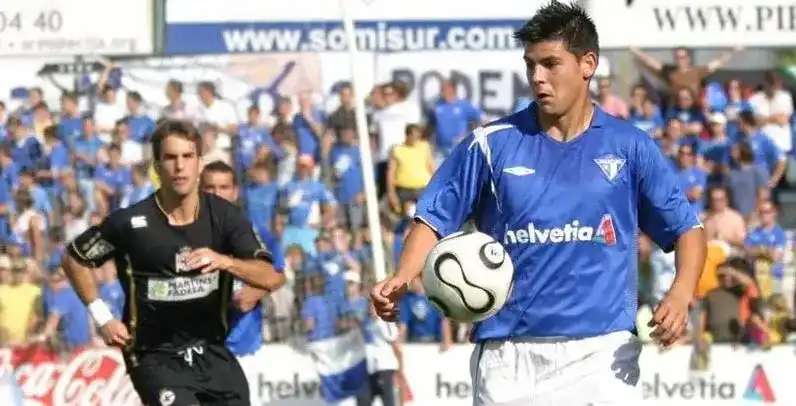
[593,154,626,181]
[175,246,192,273]
[158,389,176,406]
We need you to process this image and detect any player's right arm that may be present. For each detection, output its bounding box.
[372,130,490,321]
[62,216,130,346]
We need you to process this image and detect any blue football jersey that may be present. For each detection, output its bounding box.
[415,103,701,340]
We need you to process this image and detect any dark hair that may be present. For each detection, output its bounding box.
[724,256,750,273]
[512,1,599,57]
[247,105,260,114]
[132,162,150,177]
[107,143,122,153]
[167,79,183,94]
[61,91,79,103]
[736,141,754,163]
[738,110,757,127]
[150,120,203,161]
[405,123,422,136]
[127,91,143,103]
[6,116,22,128]
[202,160,238,186]
[43,125,59,141]
[32,101,48,112]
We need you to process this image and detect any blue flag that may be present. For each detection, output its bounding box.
[306,329,368,402]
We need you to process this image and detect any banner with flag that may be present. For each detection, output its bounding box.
[306,329,368,403]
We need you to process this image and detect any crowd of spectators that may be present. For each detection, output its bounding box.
[0,48,795,362]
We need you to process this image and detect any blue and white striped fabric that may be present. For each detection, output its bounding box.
[306,328,368,403]
[0,370,25,406]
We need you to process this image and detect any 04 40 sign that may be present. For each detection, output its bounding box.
[0,346,141,406]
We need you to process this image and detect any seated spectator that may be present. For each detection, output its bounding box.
[329,126,365,232]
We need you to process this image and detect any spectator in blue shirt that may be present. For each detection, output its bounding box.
[702,112,733,178]
[72,115,106,212]
[0,145,19,192]
[244,161,279,233]
[341,270,368,326]
[676,144,708,213]
[125,91,155,144]
[37,126,70,194]
[120,162,155,209]
[93,143,132,213]
[734,110,787,188]
[0,180,10,243]
[726,141,767,218]
[329,126,364,231]
[58,92,83,148]
[398,280,451,349]
[16,169,53,218]
[293,92,326,160]
[235,106,268,179]
[6,116,41,171]
[629,97,664,138]
[745,200,788,295]
[279,155,336,255]
[94,264,125,320]
[666,87,705,137]
[36,269,93,349]
[301,274,340,342]
[426,79,485,163]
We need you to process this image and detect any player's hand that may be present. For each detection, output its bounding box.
[185,248,233,273]
[100,320,131,348]
[371,275,409,322]
[648,287,692,347]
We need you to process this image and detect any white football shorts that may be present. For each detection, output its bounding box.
[470,330,642,406]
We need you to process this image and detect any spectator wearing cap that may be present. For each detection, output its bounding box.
[293,90,326,162]
[124,91,155,144]
[726,141,767,219]
[749,70,793,155]
[629,96,664,139]
[0,255,41,346]
[328,125,365,232]
[58,92,83,148]
[341,270,368,327]
[161,79,190,121]
[744,200,787,299]
[6,116,42,171]
[94,62,126,143]
[34,268,92,350]
[244,161,278,234]
[734,110,786,190]
[93,143,132,214]
[425,79,486,165]
[278,155,336,255]
[701,112,733,179]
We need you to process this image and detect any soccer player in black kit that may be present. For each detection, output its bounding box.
[62,120,284,406]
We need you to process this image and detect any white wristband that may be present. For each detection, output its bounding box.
[87,299,114,327]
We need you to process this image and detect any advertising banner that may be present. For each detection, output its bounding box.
[163,0,548,55]
[0,0,154,56]
[589,0,796,48]
[2,344,794,405]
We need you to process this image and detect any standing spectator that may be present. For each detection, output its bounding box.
[329,126,365,232]
[93,64,126,142]
[0,256,40,345]
[341,270,368,326]
[278,155,336,254]
[113,118,144,165]
[372,83,422,196]
[702,112,732,179]
[192,81,238,135]
[596,77,628,119]
[12,190,46,263]
[667,88,705,138]
[386,124,434,215]
[71,115,105,211]
[244,161,279,233]
[676,144,708,214]
[120,163,155,209]
[235,106,269,179]
[0,145,19,192]
[749,70,793,155]
[735,111,787,189]
[744,200,787,299]
[124,91,155,144]
[33,268,92,350]
[94,263,124,320]
[31,103,53,141]
[703,186,746,247]
[327,84,357,139]
[357,304,400,406]
[425,79,485,164]
[37,126,69,198]
[6,116,41,170]
[629,97,664,138]
[62,190,89,242]
[726,141,767,218]
[723,79,750,124]
[398,280,452,350]
[93,144,132,214]
[16,169,53,219]
[200,123,231,165]
[0,177,10,243]
[301,274,340,342]
[293,91,326,162]
[160,79,190,121]
[630,46,741,107]
[58,92,84,148]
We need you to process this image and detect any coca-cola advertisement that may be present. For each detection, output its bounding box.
[0,345,141,406]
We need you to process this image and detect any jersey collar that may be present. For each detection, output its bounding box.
[525,101,607,134]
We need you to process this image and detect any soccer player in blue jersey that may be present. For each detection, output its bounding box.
[200,161,287,401]
[372,2,706,404]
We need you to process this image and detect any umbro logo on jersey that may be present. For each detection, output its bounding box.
[503,166,536,176]
[594,155,626,181]
[131,216,147,228]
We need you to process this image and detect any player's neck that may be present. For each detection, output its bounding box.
[156,188,200,225]
[540,97,594,142]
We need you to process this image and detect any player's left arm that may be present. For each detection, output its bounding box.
[204,204,285,291]
[637,135,707,299]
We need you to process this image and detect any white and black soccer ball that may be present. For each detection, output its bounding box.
[421,231,514,323]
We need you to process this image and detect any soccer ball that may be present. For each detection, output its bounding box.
[421,231,514,323]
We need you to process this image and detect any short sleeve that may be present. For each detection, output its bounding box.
[223,202,274,263]
[636,136,702,252]
[414,130,491,237]
[67,217,120,268]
